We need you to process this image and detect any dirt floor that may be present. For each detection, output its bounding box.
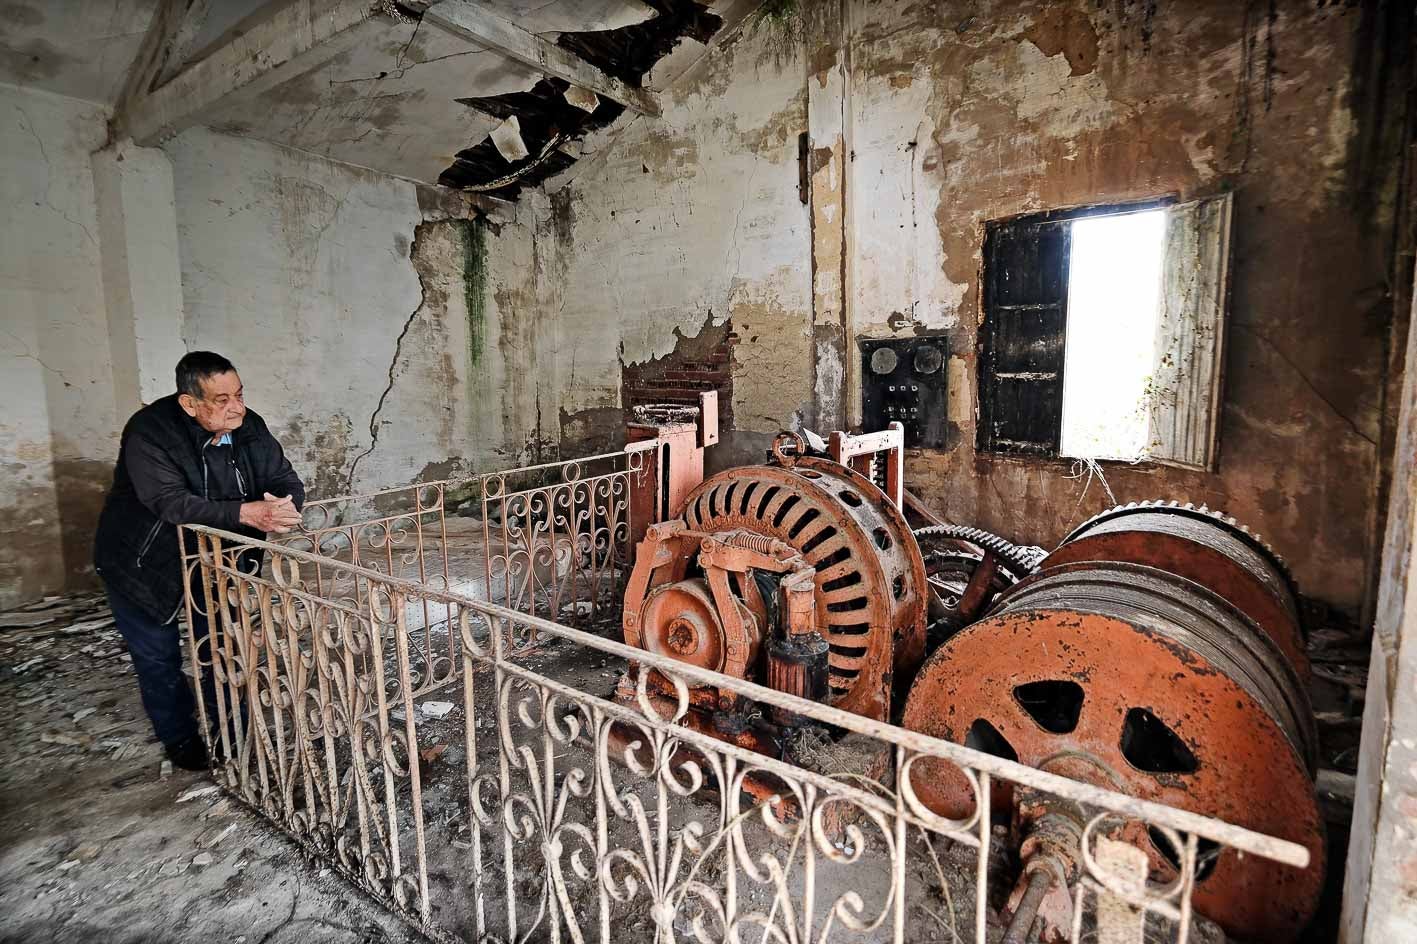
[0,592,421,944]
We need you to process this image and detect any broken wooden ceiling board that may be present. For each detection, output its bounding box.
[489,114,529,161]
[643,0,761,92]
[439,0,724,198]
[469,0,655,33]
[556,0,721,85]
[541,0,761,195]
[110,0,721,194]
[442,76,605,197]
[563,85,601,113]
[426,1,661,115]
[0,0,160,105]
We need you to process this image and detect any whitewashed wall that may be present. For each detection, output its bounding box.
[167,127,548,500]
[544,24,810,463]
[0,82,114,606]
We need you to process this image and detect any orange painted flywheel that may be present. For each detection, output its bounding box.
[900,561,1323,942]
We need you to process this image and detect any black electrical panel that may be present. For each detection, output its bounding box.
[860,337,948,448]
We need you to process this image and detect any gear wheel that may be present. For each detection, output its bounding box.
[913,525,1043,640]
[913,524,1046,577]
[1047,499,1311,675]
[1061,500,1299,601]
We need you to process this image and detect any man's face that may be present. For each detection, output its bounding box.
[179,370,246,436]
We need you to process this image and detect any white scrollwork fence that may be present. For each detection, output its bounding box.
[478,442,655,629]
[180,524,1308,944]
[278,443,656,639]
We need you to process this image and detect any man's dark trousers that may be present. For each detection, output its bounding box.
[105,584,219,749]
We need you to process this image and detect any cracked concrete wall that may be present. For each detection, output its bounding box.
[0,82,118,608]
[543,22,811,468]
[167,127,548,502]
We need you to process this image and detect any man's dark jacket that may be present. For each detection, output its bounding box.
[94,395,305,624]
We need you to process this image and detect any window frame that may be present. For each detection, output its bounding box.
[976,195,1185,464]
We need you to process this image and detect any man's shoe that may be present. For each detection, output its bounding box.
[164,734,210,771]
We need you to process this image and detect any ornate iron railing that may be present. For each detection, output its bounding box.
[477,442,656,629]
[278,480,457,671]
[181,524,1308,944]
[278,442,657,635]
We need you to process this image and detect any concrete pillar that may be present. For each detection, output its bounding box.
[1342,264,1417,941]
[805,0,849,432]
[93,139,186,413]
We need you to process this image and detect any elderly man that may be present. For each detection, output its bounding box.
[94,352,306,770]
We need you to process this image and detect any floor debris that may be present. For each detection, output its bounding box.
[0,590,420,944]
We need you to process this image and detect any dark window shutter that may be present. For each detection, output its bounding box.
[978,218,1070,456]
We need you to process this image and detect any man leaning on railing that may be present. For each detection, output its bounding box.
[93,352,306,771]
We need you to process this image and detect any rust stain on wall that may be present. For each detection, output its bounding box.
[838,0,1411,611]
[731,286,814,436]
[1022,3,1100,76]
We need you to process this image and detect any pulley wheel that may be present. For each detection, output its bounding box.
[900,566,1323,941]
[637,578,758,675]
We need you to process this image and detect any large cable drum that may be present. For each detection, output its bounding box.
[677,444,926,720]
[900,508,1324,942]
[1047,501,1309,677]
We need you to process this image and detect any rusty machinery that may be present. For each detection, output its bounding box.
[619,429,1322,942]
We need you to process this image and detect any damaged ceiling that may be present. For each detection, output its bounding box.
[2,0,752,200]
[183,0,742,195]
[440,1,724,197]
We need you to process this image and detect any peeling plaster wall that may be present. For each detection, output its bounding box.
[0,82,117,607]
[838,0,1404,613]
[167,127,547,501]
[544,23,810,467]
[550,0,1402,613]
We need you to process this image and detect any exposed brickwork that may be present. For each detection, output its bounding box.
[622,319,736,426]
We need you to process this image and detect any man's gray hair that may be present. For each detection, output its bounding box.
[176,351,236,399]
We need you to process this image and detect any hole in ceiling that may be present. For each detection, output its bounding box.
[439,1,723,199]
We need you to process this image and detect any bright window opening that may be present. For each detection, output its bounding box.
[979,194,1231,469]
[1060,210,1166,461]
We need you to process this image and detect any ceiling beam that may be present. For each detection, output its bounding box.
[115,0,213,122]
[422,0,661,118]
[117,0,383,146]
[155,0,216,85]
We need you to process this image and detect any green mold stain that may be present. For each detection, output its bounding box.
[459,217,488,373]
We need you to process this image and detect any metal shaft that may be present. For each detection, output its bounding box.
[1003,867,1053,944]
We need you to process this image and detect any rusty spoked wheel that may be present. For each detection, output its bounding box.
[913,525,1044,640]
[680,456,927,720]
[900,562,1323,942]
